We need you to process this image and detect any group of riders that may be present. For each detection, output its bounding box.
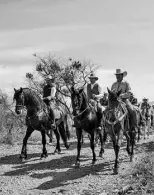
[43,68,153,134]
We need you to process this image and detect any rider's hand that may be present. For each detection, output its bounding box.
[92,94,97,99]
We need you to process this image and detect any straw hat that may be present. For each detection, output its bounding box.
[114,69,127,77]
[88,72,98,80]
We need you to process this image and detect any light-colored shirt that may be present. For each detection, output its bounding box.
[85,82,103,99]
[50,86,56,98]
[111,80,131,99]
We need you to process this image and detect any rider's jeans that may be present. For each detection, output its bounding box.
[123,99,137,129]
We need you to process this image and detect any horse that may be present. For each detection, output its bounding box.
[140,105,152,139]
[130,97,143,142]
[70,86,107,166]
[104,88,135,174]
[13,87,70,161]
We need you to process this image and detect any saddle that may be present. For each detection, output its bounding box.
[133,105,140,113]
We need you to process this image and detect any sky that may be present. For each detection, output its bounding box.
[0,0,154,101]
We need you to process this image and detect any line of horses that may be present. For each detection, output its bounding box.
[13,87,153,174]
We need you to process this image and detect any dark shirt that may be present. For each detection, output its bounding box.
[43,85,52,98]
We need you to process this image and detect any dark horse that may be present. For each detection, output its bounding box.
[13,87,70,161]
[70,87,106,166]
[104,88,135,174]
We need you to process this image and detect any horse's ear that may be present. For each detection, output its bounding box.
[107,87,111,94]
[14,88,16,92]
[79,88,84,94]
[117,89,122,97]
[20,87,23,92]
[70,86,75,93]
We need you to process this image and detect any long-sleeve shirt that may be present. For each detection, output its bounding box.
[111,80,131,99]
[85,82,103,100]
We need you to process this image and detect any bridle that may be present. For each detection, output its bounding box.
[15,92,25,112]
[73,91,91,122]
[105,102,127,126]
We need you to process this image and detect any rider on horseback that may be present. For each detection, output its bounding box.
[111,69,138,132]
[86,72,105,130]
[140,98,151,110]
[72,72,104,130]
[43,75,56,129]
[140,98,153,127]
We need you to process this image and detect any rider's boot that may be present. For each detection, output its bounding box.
[49,108,56,129]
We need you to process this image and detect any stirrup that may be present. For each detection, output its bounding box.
[51,123,56,129]
[97,126,102,130]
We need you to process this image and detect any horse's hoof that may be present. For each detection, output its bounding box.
[99,153,103,158]
[20,154,27,160]
[130,155,134,162]
[75,161,80,167]
[53,151,57,155]
[92,160,96,165]
[41,153,48,158]
[113,167,119,175]
[20,158,26,163]
[65,144,70,149]
[53,149,60,155]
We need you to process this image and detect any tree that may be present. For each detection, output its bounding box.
[0,90,26,144]
[26,53,100,115]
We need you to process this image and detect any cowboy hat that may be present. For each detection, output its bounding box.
[143,97,148,100]
[88,72,98,80]
[114,69,127,77]
[45,75,54,80]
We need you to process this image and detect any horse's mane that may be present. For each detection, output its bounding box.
[22,88,45,109]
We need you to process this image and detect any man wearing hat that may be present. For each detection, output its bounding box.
[86,72,104,130]
[140,98,150,110]
[140,98,153,126]
[43,75,56,129]
[111,69,137,131]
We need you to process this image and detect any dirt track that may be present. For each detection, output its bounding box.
[0,133,154,195]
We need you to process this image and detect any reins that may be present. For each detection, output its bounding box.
[105,102,128,126]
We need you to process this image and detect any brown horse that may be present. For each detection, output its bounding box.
[13,87,70,161]
[104,88,135,174]
[70,86,107,166]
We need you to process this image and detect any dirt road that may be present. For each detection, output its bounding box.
[0,134,154,195]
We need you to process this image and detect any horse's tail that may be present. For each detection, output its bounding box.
[58,121,70,149]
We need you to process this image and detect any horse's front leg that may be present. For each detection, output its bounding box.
[20,127,34,161]
[41,129,48,158]
[137,126,141,142]
[124,131,131,155]
[90,131,96,164]
[113,129,123,174]
[75,128,82,167]
[147,119,150,138]
[112,139,120,174]
[130,128,136,162]
[53,127,61,154]
[98,128,105,158]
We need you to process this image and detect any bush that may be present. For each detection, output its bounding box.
[130,152,154,194]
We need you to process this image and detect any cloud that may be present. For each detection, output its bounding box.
[0,65,35,95]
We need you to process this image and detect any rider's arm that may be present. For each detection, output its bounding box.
[94,84,104,99]
[48,86,56,100]
[120,82,131,99]
[111,83,116,92]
